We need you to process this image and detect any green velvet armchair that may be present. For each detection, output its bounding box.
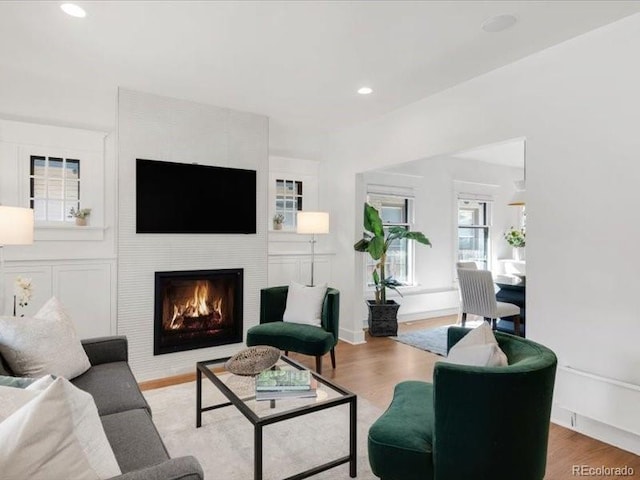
[246,286,340,374]
[368,327,557,480]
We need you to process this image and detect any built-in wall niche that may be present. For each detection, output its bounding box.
[0,118,107,242]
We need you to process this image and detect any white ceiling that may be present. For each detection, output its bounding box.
[1,1,639,132]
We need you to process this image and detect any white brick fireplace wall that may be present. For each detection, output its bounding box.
[117,89,268,381]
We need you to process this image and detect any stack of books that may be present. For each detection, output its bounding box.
[255,369,317,401]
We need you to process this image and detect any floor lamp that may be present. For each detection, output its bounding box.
[296,211,329,287]
[0,206,34,315]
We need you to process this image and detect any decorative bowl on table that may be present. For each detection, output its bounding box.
[224,345,280,376]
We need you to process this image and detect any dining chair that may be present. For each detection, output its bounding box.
[455,261,477,323]
[457,268,522,336]
[455,261,478,270]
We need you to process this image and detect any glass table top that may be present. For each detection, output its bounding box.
[197,354,353,419]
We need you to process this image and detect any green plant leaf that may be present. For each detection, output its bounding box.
[372,269,380,286]
[403,231,432,246]
[383,283,403,298]
[367,236,385,260]
[363,203,384,237]
[353,238,369,252]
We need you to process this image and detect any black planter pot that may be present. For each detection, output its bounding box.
[367,300,400,337]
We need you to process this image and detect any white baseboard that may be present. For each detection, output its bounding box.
[338,326,366,345]
[397,308,459,323]
[552,405,640,455]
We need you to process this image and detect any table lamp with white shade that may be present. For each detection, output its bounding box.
[0,206,34,314]
[296,211,329,287]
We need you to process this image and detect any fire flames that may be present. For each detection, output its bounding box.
[168,281,223,330]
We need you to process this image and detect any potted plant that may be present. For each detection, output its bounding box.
[354,203,432,336]
[272,213,285,230]
[504,226,525,261]
[69,207,91,226]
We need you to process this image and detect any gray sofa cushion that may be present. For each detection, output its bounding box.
[101,409,169,474]
[71,361,150,416]
[82,336,128,365]
[108,456,204,480]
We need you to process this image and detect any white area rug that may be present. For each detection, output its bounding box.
[144,380,381,479]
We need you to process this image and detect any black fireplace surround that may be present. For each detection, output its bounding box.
[154,269,243,355]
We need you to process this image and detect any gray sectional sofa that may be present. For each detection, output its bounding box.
[3,336,204,480]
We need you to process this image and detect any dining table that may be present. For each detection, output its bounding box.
[494,274,526,337]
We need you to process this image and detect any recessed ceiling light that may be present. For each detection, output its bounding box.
[481,14,517,33]
[358,87,373,95]
[60,3,86,18]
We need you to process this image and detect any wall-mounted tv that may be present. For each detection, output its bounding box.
[136,159,256,234]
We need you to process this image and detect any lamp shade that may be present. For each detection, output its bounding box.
[0,206,34,245]
[508,180,526,206]
[508,190,525,206]
[296,211,329,234]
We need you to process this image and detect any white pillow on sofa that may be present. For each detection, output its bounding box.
[282,282,327,327]
[443,322,508,367]
[0,297,91,379]
[0,377,122,480]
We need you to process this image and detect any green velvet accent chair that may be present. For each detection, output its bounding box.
[246,286,339,374]
[368,327,557,480]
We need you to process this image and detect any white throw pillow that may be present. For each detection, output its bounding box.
[0,385,38,422]
[443,322,508,367]
[0,297,91,379]
[0,377,122,480]
[25,374,57,391]
[282,282,327,327]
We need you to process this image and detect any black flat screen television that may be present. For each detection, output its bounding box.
[136,159,256,234]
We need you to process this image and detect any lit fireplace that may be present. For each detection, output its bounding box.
[154,269,243,355]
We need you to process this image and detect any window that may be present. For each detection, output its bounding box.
[30,155,81,223]
[457,198,491,270]
[274,179,302,230]
[366,194,414,286]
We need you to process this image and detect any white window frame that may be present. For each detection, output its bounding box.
[268,156,320,235]
[455,193,493,271]
[29,154,82,223]
[19,146,103,229]
[274,178,303,231]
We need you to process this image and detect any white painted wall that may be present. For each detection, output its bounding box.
[325,14,640,451]
[0,64,116,132]
[269,119,327,161]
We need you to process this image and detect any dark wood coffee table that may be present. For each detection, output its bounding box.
[196,354,357,480]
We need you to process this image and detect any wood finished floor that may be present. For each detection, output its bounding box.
[140,315,640,479]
